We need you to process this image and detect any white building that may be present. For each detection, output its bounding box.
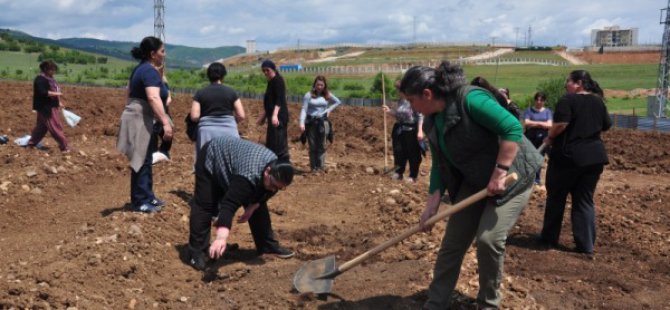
[246,40,256,54]
[591,26,638,47]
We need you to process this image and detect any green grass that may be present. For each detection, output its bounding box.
[0,50,134,86]
[499,51,565,61]
[0,46,659,115]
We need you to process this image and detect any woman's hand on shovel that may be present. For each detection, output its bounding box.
[420,191,442,232]
[209,226,230,259]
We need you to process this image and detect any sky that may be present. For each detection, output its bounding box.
[0,0,665,50]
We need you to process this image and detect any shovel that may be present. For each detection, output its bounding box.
[293,173,519,294]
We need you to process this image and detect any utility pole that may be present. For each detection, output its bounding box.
[154,0,165,43]
[655,0,670,118]
[527,25,532,47]
[154,0,165,69]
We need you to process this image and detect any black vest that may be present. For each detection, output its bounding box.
[424,85,543,205]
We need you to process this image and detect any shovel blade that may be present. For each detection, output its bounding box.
[293,255,337,294]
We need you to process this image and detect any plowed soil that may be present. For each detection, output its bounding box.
[1,80,669,309]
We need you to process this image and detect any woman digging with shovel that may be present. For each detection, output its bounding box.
[398,62,542,310]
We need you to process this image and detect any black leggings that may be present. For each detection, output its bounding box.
[392,124,422,179]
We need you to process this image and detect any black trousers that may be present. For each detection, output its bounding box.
[541,161,604,254]
[265,121,290,162]
[306,119,329,171]
[188,144,280,256]
[392,124,422,179]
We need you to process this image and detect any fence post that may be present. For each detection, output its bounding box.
[653,117,658,132]
[614,114,619,127]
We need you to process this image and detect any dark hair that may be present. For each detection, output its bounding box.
[39,60,58,73]
[568,70,604,98]
[130,36,163,61]
[268,160,294,185]
[207,62,227,83]
[399,61,465,100]
[261,59,277,72]
[534,91,547,101]
[470,76,507,106]
[310,75,331,99]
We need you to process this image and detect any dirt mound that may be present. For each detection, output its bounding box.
[1,80,669,309]
[573,51,660,65]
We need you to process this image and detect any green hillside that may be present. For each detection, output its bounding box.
[1,29,245,69]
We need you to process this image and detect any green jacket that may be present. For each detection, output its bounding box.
[424,85,543,205]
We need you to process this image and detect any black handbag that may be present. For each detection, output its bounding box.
[185,114,198,142]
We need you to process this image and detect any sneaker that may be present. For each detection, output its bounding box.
[152,152,169,165]
[391,173,402,180]
[260,246,295,259]
[189,251,208,271]
[150,198,166,208]
[133,202,161,213]
[405,177,416,183]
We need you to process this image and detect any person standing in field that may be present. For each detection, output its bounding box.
[27,60,71,152]
[523,91,552,188]
[117,36,172,213]
[257,60,290,162]
[190,62,245,160]
[383,80,424,183]
[540,70,612,255]
[299,75,341,172]
[399,61,542,310]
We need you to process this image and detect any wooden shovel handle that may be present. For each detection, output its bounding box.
[337,173,518,273]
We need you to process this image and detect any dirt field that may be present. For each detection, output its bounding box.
[1,80,669,309]
[573,51,660,65]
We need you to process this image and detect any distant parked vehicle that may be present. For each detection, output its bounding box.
[279,64,303,72]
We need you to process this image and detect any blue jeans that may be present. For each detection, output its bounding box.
[130,134,156,206]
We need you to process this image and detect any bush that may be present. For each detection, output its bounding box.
[343,83,364,91]
[370,72,393,97]
[534,78,566,110]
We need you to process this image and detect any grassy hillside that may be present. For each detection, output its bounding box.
[1,29,245,69]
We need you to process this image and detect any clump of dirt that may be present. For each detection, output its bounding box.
[0,80,669,309]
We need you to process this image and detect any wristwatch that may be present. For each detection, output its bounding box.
[495,163,510,171]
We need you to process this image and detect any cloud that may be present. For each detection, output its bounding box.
[0,0,663,49]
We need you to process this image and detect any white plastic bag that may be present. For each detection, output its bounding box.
[62,109,81,127]
[14,135,31,146]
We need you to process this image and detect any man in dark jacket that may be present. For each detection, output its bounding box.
[188,135,295,271]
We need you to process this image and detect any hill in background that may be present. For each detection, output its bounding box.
[1,29,245,69]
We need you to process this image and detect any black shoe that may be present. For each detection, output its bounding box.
[189,251,207,271]
[261,246,295,259]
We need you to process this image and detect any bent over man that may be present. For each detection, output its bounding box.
[188,135,295,271]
